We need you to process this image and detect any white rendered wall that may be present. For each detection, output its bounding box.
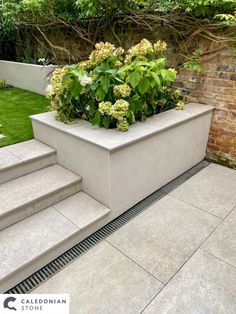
[31,103,214,217]
[0,60,56,94]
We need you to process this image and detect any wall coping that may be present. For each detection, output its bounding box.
[0,60,56,69]
[31,103,214,152]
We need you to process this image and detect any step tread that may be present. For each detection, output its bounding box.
[0,140,56,171]
[0,192,111,290]
[0,207,79,282]
[0,149,20,171]
[0,164,81,217]
[53,192,111,230]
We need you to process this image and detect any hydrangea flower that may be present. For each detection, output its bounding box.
[51,68,71,95]
[77,60,92,70]
[169,68,177,77]
[98,101,112,115]
[89,42,116,66]
[176,101,185,110]
[125,39,153,63]
[174,89,181,99]
[80,76,93,87]
[111,99,129,121]
[153,40,167,53]
[116,119,129,132]
[45,84,55,99]
[114,83,131,98]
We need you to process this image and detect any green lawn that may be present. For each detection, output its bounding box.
[0,87,50,148]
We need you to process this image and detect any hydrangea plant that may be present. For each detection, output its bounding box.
[46,39,184,131]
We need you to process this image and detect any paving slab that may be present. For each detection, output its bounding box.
[5,139,55,161]
[0,164,80,217]
[0,207,79,289]
[209,162,236,175]
[0,148,20,170]
[32,242,163,314]
[170,166,236,218]
[142,249,236,314]
[202,207,236,267]
[53,192,111,230]
[0,164,81,230]
[107,195,220,283]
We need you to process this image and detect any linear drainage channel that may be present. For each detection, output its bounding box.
[6,160,209,294]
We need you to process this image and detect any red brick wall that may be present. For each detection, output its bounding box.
[175,49,236,168]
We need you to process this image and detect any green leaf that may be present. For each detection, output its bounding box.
[70,81,82,97]
[102,116,110,128]
[161,69,176,82]
[155,58,166,68]
[138,77,150,94]
[101,76,110,93]
[127,111,136,124]
[105,69,117,75]
[150,72,161,86]
[92,111,101,126]
[96,85,106,101]
[117,64,131,74]
[128,70,141,88]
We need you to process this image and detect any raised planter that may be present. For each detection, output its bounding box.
[31,103,214,218]
[0,60,56,94]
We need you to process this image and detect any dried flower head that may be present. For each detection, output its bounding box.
[153,40,167,53]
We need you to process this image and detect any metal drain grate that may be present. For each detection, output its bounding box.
[6,160,209,294]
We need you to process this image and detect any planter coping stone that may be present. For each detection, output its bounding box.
[31,103,213,152]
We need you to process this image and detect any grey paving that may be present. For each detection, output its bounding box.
[107,195,220,283]
[142,249,236,314]
[0,207,79,292]
[0,148,20,170]
[0,140,57,185]
[0,164,81,230]
[170,165,236,218]
[53,192,111,230]
[33,242,163,314]
[9,163,236,312]
[5,139,55,161]
[209,162,236,175]
[202,206,236,267]
[0,164,80,216]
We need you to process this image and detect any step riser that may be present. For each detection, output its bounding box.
[0,212,111,293]
[0,152,57,185]
[0,181,81,231]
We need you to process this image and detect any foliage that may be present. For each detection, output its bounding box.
[1,0,236,63]
[47,39,183,131]
[1,0,236,23]
[0,88,50,147]
[183,49,204,73]
[0,7,16,60]
[0,80,7,89]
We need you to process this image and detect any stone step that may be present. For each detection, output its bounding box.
[0,164,82,231]
[0,192,111,293]
[0,139,57,184]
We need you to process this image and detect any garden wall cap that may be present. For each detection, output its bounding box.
[0,60,57,68]
[30,103,214,152]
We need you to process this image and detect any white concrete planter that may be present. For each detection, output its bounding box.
[31,103,214,218]
[0,60,56,95]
